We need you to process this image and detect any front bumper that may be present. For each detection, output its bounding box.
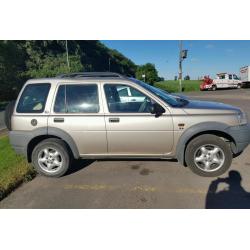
[226,123,250,154]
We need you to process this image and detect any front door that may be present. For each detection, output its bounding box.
[103,83,174,156]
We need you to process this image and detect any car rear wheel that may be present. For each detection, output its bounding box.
[185,134,232,177]
[32,138,70,177]
[237,83,241,89]
[212,85,217,91]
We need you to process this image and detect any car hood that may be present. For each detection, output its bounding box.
[182,100,241,114]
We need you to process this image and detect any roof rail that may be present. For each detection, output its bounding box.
[56,72,126,79]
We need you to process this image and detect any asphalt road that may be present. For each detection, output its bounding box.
[1,89,250,208]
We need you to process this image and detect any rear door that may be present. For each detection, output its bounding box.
[48,82,107,155]
[102,83,174,156]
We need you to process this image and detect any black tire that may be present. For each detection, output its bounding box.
[212,85,217,91]
[4,101,16,131]
[185,134,232,177]
[237,83,241,89]
[31,138,70,177]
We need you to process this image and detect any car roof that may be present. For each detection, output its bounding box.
[26,72,135,85]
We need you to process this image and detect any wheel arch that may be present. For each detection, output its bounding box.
[176,122,236,166]
[27,127,79,162]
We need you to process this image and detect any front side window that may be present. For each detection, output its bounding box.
[54,84,99,113]
[233,74,239,80]
[229,75,232,80]
[104,84,153,113]
[17,83,50,113]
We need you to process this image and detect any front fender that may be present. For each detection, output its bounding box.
[176,122,230,165]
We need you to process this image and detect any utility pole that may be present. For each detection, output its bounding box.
[179,41,183,92]
[178,41,188,92]
[109,58,111,72]
[65,40,70,71]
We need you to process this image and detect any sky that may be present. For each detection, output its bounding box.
[102,40,250,80]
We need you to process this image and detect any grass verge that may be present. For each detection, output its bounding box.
[0,135,36,201]
[155,80,202,93]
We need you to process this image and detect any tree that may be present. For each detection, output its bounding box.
[135,63,159,85]
[0,40,139,101]
[0,41,25,101]
[184,75,190,80]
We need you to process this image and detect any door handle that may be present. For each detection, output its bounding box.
[54,118,64,123]
[109,118,120,123]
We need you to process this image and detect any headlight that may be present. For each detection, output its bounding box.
[237,111,248,125]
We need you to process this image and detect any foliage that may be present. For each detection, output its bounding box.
[0,135,35,201]
[155,80,202,93]
[135,63,159,85]
[184,75,190,80]
[0,40,138,101]
[0,41,26,101]
[24,54,83,78]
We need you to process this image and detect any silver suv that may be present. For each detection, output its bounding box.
[6,72,250,177]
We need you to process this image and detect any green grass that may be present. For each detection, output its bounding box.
[155,80,202,93]
[0,135,35,200]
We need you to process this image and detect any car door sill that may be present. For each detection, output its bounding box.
[79,154,173,159]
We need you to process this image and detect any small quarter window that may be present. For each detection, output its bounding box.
[17,83,50,113]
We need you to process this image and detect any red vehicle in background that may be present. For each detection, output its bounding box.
[200,76,215,91]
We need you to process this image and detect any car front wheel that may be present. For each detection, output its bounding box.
[32,138,70,177]
[185,134,232,177]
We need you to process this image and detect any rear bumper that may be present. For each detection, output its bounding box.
[9,131,31,157]
[226,123,250,154]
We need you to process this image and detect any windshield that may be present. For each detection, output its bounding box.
[131,78,189,107]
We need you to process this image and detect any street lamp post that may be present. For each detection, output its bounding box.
[109,58,111,72]
[65,40,70,71]
[142,74,146,82]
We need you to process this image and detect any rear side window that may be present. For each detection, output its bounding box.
[54,84,99,113]
[17,83,50,113]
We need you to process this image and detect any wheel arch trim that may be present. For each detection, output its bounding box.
[176,122,233,165]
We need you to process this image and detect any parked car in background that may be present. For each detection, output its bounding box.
[5,72,250,178]
[240,66,250,88]
[200,73,241,91]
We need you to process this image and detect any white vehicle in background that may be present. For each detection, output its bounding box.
[200,73,241,91]
[212,73,241,90]
[240,66,250,88]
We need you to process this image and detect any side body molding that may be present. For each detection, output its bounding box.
[176,122,230,165]
[48,127,80,159]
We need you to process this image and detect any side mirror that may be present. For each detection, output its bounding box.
[150,103,165,117]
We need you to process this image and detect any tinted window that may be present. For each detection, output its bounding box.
[54,84,99,113]
[130,87,145,97]
[104,84,153,113]
[17,83,50,113]
[229,75,232,79]
[117,87,129,97]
